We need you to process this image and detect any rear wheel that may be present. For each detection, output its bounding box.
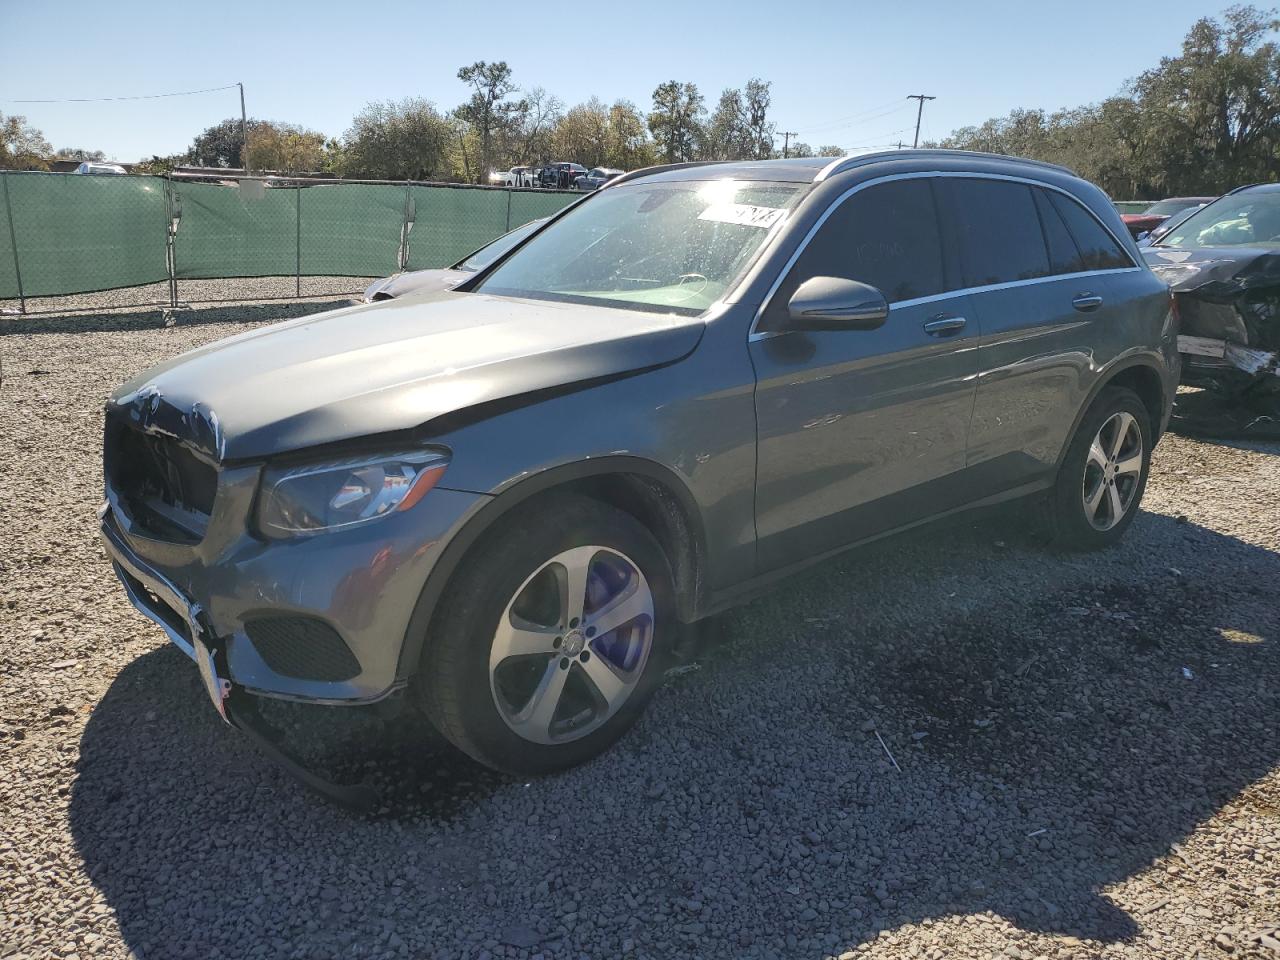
[417,495,675,775]
[1049,386,1152,550]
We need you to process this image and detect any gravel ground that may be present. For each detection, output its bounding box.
[1,301,1278,960]
[0,276,371,318]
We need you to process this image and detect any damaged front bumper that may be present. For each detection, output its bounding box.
[1146,246,1280,398]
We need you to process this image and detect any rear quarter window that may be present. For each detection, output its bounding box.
[1047,192,1133,271]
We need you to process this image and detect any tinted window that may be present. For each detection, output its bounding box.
[946,179,1050,286]
[1047,193,1132,269]
[770,179,946,313]
[1033,188,1085,275]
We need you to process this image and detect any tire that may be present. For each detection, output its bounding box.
[417,494,676,775]
[1049,386,1152,550]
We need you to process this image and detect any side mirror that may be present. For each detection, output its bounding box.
[785,277,889,331]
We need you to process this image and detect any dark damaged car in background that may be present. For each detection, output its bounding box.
[100,151,1178,798]
[1144,183,1280,435]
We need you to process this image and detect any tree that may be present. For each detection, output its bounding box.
[743,78,775,160]
[455,60,526,182]
[816,144,845,156]
[935,5,1280,197]
[245,122,327,173]
[648,81,704,163]
[604,100,654,170]
[186,118,253,168]
[703,88,749,160]
[518,86,564,164]
[551,98,611,168]
[0,113,52,170]
[339,99,453,181]
[55,147,106,162]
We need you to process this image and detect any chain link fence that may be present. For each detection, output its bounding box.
[0,171,581,315]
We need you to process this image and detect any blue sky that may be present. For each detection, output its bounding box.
[0,0,1248,162]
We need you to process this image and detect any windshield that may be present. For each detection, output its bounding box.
[457,218,544,272]
[1159,192,1280,249]
[1145,199,1205,217]
[475,179,804,315]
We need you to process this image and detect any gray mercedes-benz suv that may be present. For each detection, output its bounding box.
[102,151,1178,778]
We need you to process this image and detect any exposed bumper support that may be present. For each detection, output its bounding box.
[101,510,380,809]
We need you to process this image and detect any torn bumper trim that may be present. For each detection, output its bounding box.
[1177,335,1279,377]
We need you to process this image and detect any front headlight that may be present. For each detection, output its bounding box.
[256,449,450,537]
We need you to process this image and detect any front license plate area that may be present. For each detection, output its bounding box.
[193,637,232,723]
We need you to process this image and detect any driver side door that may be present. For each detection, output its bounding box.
[749,177,980,572]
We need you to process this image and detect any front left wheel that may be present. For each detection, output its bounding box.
[417,494,676,775]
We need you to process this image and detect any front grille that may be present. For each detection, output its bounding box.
[105,420,218,541]
[244,616,361,682]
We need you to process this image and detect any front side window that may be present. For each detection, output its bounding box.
[763,179,947,326]
[1158,191,1280,249]
[477,179,804,315]
[946,179,1051,286]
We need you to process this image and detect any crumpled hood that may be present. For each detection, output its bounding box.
[109,291,704,461]
[1143,245,1280,298]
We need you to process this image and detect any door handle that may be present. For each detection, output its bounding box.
[923,315,967,337]
[1072,293,1104,312]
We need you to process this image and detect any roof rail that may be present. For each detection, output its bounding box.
[815,149,1077,182]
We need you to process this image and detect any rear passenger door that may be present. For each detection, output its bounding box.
[750,177,980,572]
[940,177,1138,490]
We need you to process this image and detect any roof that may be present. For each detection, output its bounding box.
[614,150,1077,187]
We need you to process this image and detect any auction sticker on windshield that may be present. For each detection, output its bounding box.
[697,203,787,229]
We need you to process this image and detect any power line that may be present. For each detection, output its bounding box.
[799,100,912,137]
[2,83,240,104]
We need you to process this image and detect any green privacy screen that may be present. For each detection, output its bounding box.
[405,185,578,270]
[0,172,582,300]
[173,181,298,279]
[300,183,405,277]
[0,172,168,298]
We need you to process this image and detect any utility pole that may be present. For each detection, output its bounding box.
[907,94,935,149]
[238,82,251,175]
[780,131,798,158]
[896,141,906,150]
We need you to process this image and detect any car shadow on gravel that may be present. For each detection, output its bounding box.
[69,510,1278,958]
[0,299,355,337]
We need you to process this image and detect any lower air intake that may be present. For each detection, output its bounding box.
[243,616,361,682]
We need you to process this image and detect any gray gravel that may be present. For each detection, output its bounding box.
[1,301,1278,960]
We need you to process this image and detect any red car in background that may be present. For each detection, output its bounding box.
[1121,197,1215,238]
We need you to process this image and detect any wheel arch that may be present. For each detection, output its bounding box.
[1057,357,1168,469]
[396,456,709,682]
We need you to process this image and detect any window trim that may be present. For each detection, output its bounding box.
[749,171,1139,341]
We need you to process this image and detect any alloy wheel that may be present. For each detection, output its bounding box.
[489,545,654,745]
[1082,411,1143,531]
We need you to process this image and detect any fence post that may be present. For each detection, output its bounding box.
[506,185,513,232]
[399,181,412,271]
[1,173,27,315]
[295,184,302,299]
[163,177,178,309]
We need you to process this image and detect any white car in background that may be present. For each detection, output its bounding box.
[74,162,127,176]
[488,166,537,188]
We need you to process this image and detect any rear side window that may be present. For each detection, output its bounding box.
[1046,192,1133,270]
[945,179,1051,286]
[769,179,946,313]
